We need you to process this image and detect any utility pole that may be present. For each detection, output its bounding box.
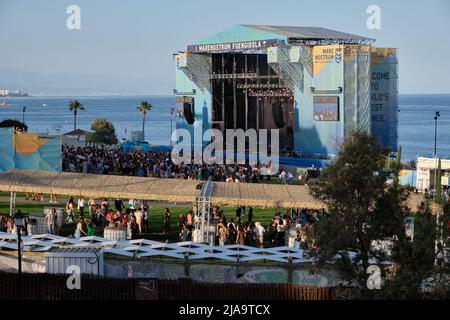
[22,106,26,124]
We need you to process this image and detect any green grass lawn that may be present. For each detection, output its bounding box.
[0,201,288,245]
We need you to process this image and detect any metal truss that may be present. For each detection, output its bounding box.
[194,179,214,244]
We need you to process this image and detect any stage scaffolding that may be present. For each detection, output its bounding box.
[194,178,214,244]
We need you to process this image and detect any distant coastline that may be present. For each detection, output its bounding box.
[0,89,30,98]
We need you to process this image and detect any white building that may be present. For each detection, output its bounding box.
[416,157,450,192]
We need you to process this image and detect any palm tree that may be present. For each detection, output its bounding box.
[137,101,152,139]
[69,100,85,131]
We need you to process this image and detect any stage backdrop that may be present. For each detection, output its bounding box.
[0,127,61,172]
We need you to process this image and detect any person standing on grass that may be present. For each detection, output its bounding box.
[142,205,149,233]
[180,224,189,241]
[186,210,193,231]
[88,198,96,219]
[114,198,124,213]
[236,206,242,224]
[217,220,229,246]
[177,213,185,236]
[49,194,57,204]
[163,208,171,235]
[66,197,75,223]
[227,220,237,244]
[134,207,143,235]
[6,217,14,233]
[247,207,254,222]
[268,218,277,247]
[130,215,138,239]
[287,171,294,185]
[236,224,246,245]
[77,196,85,218]
[101,198,109,210]
[86,219,96,236]
[245,222,256,247]
[45,208,57,235]
[255,221,265,248]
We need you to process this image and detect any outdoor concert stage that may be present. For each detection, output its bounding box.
[174,25,399,157]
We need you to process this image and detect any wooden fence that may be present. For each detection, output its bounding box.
[0,272,135,300]
[0,272,334,300]
[157,279,332,300]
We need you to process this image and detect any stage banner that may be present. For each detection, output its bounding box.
[343,45,371,134]
[370,48,399,150]
[0,128,62,172]
[289,46,313,76]
[312,44,344,91]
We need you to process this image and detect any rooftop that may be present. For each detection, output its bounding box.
[192,24,375,48]
[242,25,373,42]
[63,129,89,136]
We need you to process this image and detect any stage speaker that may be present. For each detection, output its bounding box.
[183,99,195,125]
[271,103,285,128]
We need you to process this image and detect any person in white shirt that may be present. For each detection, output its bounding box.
[279,170,287,184]
[254,221,265,248]
[77,196,85,218]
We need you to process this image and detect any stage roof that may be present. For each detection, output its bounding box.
[244,25,371,41]
[0,170,436,212]
[194,24,373,46]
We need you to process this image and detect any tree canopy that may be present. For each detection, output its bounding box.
[0,119,28,131]
[310,130,444,298]
[86,118,118,145]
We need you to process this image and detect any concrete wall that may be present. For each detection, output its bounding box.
[104,258,341,286]
[0,251,344,287]
[0,252,45,273]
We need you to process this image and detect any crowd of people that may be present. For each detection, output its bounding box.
[188,206,326,249]
[62,145,315,184]
[0,214,16,234]
[68,197,152,239]
[0,195,325,250]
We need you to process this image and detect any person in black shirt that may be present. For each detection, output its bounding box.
[247,207,254,222]
[114,199,124,213]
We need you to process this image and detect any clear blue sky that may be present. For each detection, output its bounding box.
[0,0,449,94]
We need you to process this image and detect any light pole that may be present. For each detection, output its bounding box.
[433,111,443,266]
[433,111,440,198]
[434,111,440,157]
[13,210,25,300]
[170,107,175,146]
[22,106,26,124]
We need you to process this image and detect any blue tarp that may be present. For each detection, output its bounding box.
[121,143,172,152]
